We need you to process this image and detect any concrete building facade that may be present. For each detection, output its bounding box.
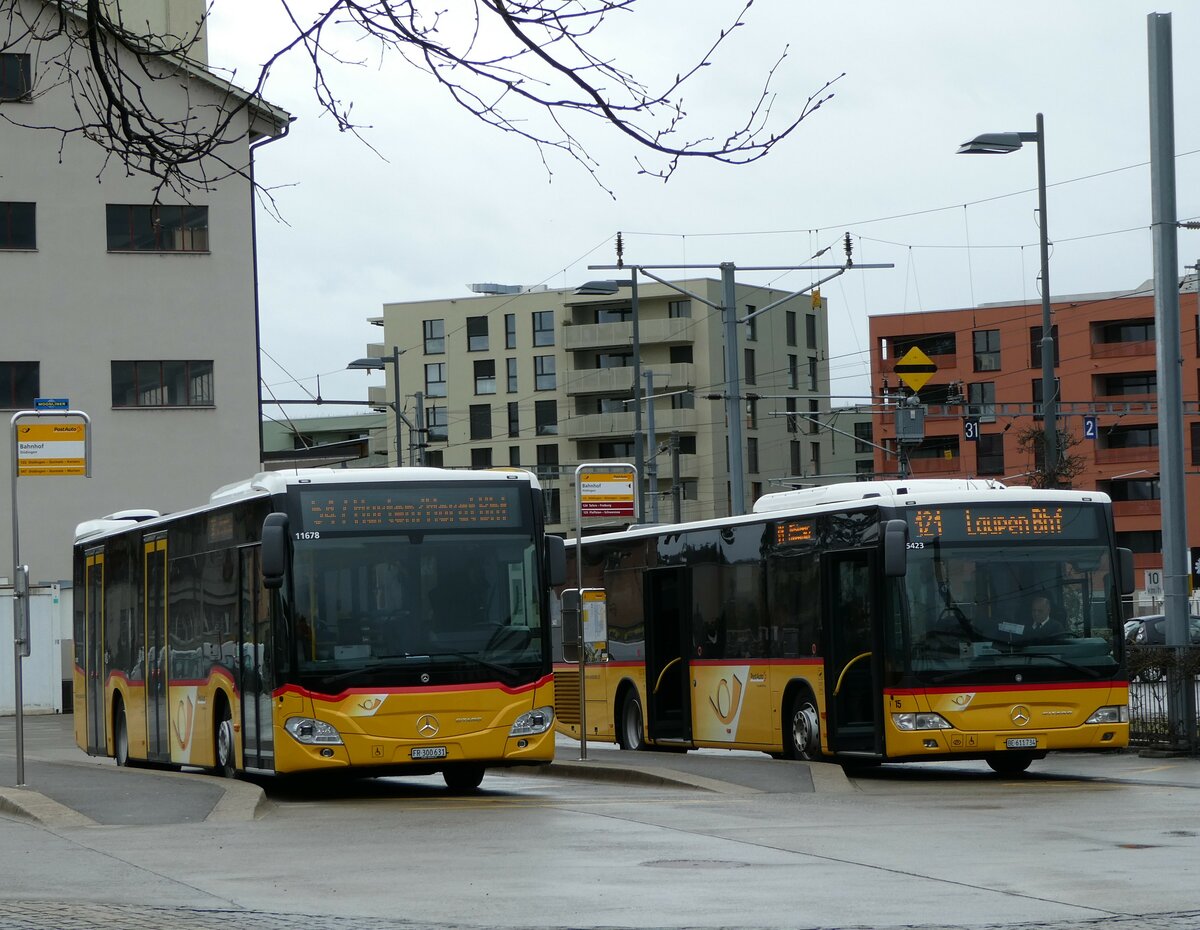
[868,283,1200,595]
[1,0,288,586]
[366,279,834,533]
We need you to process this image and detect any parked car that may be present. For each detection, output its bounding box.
[1127,614,1200,646]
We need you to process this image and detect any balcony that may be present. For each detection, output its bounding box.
[906,455,961,475]
[1094,446,1158,465]
[1112,500,1162,518]
[1091,340,1154,360]
[566,362,696,396]
[563,317,696,352]
[563,406,698,440]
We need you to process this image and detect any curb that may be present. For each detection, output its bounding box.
[0,786,97,828]
[518,757,855,794]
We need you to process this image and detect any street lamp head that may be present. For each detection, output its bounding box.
[957,131,1026,155]
[347,357,389,371]
[574,279,634,296]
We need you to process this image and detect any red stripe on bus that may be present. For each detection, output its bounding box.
[275,672,554,703]
[887,680,1127,696]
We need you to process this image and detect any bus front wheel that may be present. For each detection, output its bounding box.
[114,702,130,767]
[214,701,237,778]
[986,753,1033,776]
[783,693,821,761]
[617,690,645,751]
[444,765,485,792]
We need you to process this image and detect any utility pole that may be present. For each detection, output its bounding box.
[670,431,682,523]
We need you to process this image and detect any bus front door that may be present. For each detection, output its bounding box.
[239,547,275,773]
[143,535,169,762]
[823,551,882,756]
[84,549,105,754]
[643,567,692,744]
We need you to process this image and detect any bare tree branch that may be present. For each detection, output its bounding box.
[1,0,840,197]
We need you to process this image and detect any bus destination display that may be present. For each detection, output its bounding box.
[299,486,523,532]
[775,519,816,545]
[909,504,1098,542]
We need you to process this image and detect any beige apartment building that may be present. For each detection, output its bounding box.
[364,279,835,533]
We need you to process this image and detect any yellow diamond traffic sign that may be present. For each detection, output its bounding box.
[894,346,937,394]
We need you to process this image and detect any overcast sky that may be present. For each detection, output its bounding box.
[206,2,1200,425]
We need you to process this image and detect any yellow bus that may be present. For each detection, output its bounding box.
[555,479,1133,775]
[73,467,566,790]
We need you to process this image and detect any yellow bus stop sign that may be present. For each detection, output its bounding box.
[894,346,937,393]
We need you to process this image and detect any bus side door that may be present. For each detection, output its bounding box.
[643,567,692,744]
[83,548,105,755]
[823,551,882,755]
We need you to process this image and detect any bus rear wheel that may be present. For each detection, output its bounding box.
[617,690,645,751]
[986,753,1034,776]
[783,693,821,761]
[443,765,485,792]
[214,701,237,779]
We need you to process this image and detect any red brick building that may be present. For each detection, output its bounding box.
[869,284,1200,582]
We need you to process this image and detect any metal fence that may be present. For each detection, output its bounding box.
[1126,645,1200,752]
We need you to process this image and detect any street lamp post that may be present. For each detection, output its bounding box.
[347,346,410,466]
[575,277,644,521]
[958,114,1058,485]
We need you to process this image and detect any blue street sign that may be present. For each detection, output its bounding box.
[1083,415,1097,440]
[34,397,69,410]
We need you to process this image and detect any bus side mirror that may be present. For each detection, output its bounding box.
[261,513,289,590]
[883,519,908,578]
[1117,547,1135,596]
[545,535,566,586]
[561,589,581,661]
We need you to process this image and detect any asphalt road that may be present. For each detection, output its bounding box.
[2,714,1200,930]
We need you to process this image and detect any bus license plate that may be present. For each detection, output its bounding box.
[411,746,447,760]
[1005,738,1038,749]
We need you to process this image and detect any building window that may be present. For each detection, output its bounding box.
[973,329,1000,371]
[597,397,624,413]
[1106,425,1158,449]
[1099,372,1156,396]
[807,399,820,435]
[790,440,802,474]
[744,348,756,385]
[853,420,872,454]
[1029,325,1060,368]
[746,397,758,430]
[786,311,797,347]
[509,446,521,467]
[976,433,1004,476]
[668,299,691,319]
[505,313,517,350]
[1032,377,1061,418]
[806,314,818,350]
[747,437,759,473]
[596,306,632,323]
[534,355,556,390]
[808,357,818,392]
[536,443,559,479]
[424,362,447,397]
[506,357,518,393]
[1116,530,1162,554]
[671,391,694,410]
[1107,477,1160,500]
[508,402,520,438]
[474,359,496,395]
[469,404,492,440]
[111,360,213,407]
[967,381,996,421]
[471,447,493,469]
[467,316,489,352]
[669,345,693,365]
[0,53,32,101]
[535,399,557,436]
[423,319,445,354]
[855,460,874,480]
[788,354,798,390]
[0,361,38,409]
[598,352,632,369]
[0,202,35,249]
[106,204,208,252]
[425,449,444,467]
[426,406,448,442]
[680,479,698,501]
[745,310,758,342]
[543,488,561,523]
[532,311,555,347]
[888,332,955,360]
[1097,319,1153,343]
[677,435,697,454]
[785,398,798,433]
[810,441,821,475]
[598,440,633,457]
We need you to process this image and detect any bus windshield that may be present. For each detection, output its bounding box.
[292,532,545,683]
[898,538,1122,685]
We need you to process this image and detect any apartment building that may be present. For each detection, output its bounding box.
[1,0,288,585]
[367,278,833,532]
[868,282,1200,581]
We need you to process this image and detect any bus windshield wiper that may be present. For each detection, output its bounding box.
[1020,651,1104,678]
[430,652,524,686]
[318,658,420,689]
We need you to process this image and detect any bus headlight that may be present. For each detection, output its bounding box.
[510,706,554,737]
[284,717,344,745]
[892,712,953,731]
[1085,705,1129,725]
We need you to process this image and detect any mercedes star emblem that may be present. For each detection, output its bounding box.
[1010,705,1031,727]
[416,714,440,738]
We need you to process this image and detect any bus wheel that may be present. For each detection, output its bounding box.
[617,690,645,751]
[443,765,485,792]
[114,702,130,767]
[784,693,821,761]
[214,702,237,779]
[986,753,1033,776]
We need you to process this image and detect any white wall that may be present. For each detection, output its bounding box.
[0,586,66,716]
